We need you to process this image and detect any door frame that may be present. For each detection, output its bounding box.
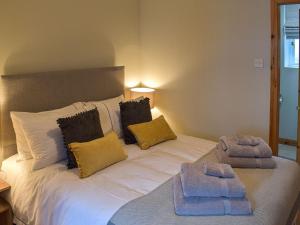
[270,0,300,163]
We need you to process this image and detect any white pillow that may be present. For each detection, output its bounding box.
[82,102,112,135]
[86,95,124,137]
[100,95,124,137]
[10,112,32,160]
[11,103,85,170]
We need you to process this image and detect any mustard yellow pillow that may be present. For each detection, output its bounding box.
[69,132,128,178]
[128,115,177,150]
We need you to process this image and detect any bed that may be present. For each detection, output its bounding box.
[0,66,299,225]
[1,134,216,225]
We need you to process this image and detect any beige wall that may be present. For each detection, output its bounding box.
[140,0,271,141]
[0,0,140,83]
[0,0,272,141]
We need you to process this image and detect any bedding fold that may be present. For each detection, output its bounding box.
[180,163,245,198]
[216,146,276,169]
[173,175,252,216]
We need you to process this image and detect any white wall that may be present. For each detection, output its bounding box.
[0,0,140,83]
[140,0,271,141]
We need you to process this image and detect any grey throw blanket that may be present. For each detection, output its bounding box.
[108,150,300,225]
[219,136,272,158]
[180,163,245,197]
[216,146,276,169]
[174,175,252,216]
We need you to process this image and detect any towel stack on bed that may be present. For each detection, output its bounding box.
[173,161,252,216]
[216,135,276,168]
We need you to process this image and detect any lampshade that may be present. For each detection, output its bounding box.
[130,84,155,108]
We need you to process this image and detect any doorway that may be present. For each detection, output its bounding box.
[270,0,300,163]
[278,4,299,160]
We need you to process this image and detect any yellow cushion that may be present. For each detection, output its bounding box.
[69,132,128,178]
[128,115,177,150]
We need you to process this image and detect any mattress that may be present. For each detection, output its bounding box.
[0,134,216,225]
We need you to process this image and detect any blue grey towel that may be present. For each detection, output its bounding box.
[219,136,272,158]
[236,134,261,146]
[173,175,252,216]
[190,161,235,178]
[202,161,235,178]
[180,163,245,198]
[216,145,276,169]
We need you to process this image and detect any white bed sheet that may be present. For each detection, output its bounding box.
[0,134,216,225]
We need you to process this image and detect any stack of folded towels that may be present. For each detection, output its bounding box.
[173,161,252,216]
[216,135,276,169]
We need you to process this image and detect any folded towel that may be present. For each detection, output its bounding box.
[202,161,235,178]
[180,163,245,198]
[237,134,260,146]
[216,145,276,169]
[219,136,231,150]
[173,175,252,216]
[227,142,272,158]
[219,136,272,158]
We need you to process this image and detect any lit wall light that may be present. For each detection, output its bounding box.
[130,83,155,108]
[151,107,162,119]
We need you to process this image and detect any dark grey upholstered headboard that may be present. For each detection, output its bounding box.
[0,66,124,163]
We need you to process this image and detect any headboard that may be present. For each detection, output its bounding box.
[0,66,124,163]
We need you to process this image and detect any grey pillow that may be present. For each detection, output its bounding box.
[119,98,152,144]
[57,108,104,169]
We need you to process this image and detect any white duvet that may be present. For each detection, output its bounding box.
[1,134,216,225]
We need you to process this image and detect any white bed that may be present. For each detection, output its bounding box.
[0,134,217,225]
[1,67,298,225]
